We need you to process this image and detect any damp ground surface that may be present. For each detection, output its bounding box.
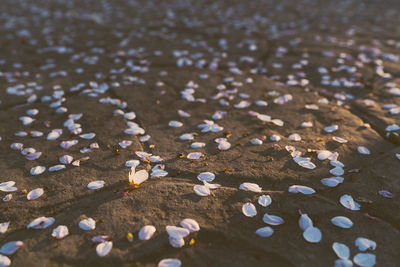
[1,0,400,266]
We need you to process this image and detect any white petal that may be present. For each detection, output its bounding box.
[0,222,10,234]
[96,241,112,257]
[242,203,257,217]
[151,169,168,177]
[49,165,66,172]
[79,133,95,140]
[92,236,112,243]
[125,160,140,168]
[0,181,17,193]
[332,242,350,259]
[271,119,284,127]
[324,125,338,133]
[299,214,313,231]
[179,219,200,233]
[27,188,44,200]
[317,150,332,160]
[187,152,203,160]
[119,140,132,148]
[218,141,231,151]
[25,152,42,160]
[330,167,344,176]
[331,216,353,229]
[191,142,206,148]
[179,133,194,141]
[3,194,12,202]
[301,121,313,128]
[0,241,23,255]
[357,146,370,155]
[197,172,215,182]
[132,170,149,185]
[27,217,55,229]
[87,181,105,190]
[124,112,136,120]
[288,185,315,195]
[79,218,96,231]
[60,140,78,149]
[47,130,62,140]
[258,195,272,207]
[332,136,348,143]
[168,237,185,248]
[139,225,156,240]
[158,258,181,267]
[250,138,263,145]
[321,177,344,187]
[0,255,11,267]
[169,121,183,128]
[270,135,281,142]
[59,155,73,164]
[263,214,284,226]
[334,258,353,267]
[19,116,34,125]
[255,227,274,237]
[52,225,69,239]
[303,227,322,243]
[194,185,210,196]
[297,160,316,169]
[340,195,360,211]
[288,133,301,141]
[353,253,376,267]
[30,166,46,175]
[166,226,190,239]
[355,237,376,251]
[21,148,35,156]
[239,182,262,192]
[10,143,23,150]
[0,181,15,188]
[203,181,220,189]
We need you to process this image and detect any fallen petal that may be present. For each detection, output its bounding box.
[52,225,69,239]
[242,203,257,217]
[255,227,274,237]
[139,225,156,240]
[96,241,113,257]
[303,227,322,243]
[79,218,96,231]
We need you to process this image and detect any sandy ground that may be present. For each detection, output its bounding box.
[0,0,400,266]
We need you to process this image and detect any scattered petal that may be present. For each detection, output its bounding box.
[197,172,215,182]
[331,216,353,229]
[263,213,284,226]
[353,253,376,267]
[340,195,361,211]
[255,227,274,237]
[258,195,272,207]
[303,227,322,243]
[52,225,69,239]
[96,241,113,257]
[239,183,262,192]
[332,242,350,260]
[30,166,46,175]
[139,225,156,240]
[27,217,55,229]
[27,188,44,200]
[79,218,96,231]
[242,203,257,217]
[0,241,23,255]
[193,185,210,197]
[88,181,105,190]
[158,258,181,267]
[180,219,200,233]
